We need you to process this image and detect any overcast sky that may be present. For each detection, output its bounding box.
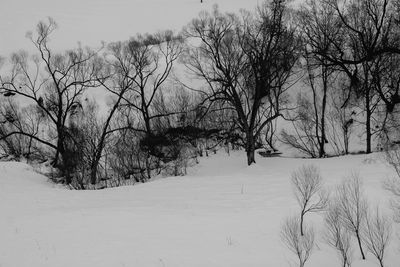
[0,0,267,56]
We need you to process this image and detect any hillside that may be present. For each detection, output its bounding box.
[0,151,398,267]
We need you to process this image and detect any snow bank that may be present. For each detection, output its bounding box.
[0,152,398,266]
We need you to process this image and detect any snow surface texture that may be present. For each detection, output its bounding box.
[0,152,399,267]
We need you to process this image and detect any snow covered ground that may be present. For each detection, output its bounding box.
[0,151,399,267]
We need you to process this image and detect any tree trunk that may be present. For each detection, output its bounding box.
[144,118,152,136]
[53,124,66,167]
[246,133,256,166]
[145,153,152,180]
[90,160,99,185]
[89,92,126,185]
[247,149,255,166]
[300,212,305,236]
[355,230,366,260]
[365,88,372,154]
[53,138,62,167]
[366,114,372,153]
[319,70,328,158]
[344,128,349,155]
[54,129,68,182]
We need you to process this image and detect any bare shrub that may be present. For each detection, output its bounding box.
[324,203,353,267]
[0,19,103,170]
[291,165,328,235]
[0,98,46,161]
[383,145,400,222]
[326,78,355,156]
[0,99,30,159]
[363,207,392,267]
[335,174,368,260]
[62,124,87,188]
[67,101,105,188]
[280,99,319,158]
[281,216,315,267]
[109,130,152,183]
[167,142,193,176]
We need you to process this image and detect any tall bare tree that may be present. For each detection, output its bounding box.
[299,0,400,153]
[0,18,102,181]
[119,31,183,137]
[336,174,368,260]
[324,203,353,267]
[297,0,343,157]
[281,216,315,267]
[291,165,328,236]
[184,1,300,165]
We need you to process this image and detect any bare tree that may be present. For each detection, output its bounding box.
[336,173,368,260]
[369,53,400,145]
[281,94,322,158]
[363,207,392,267]
[324,203,353,267]
[281,216,315,267]
[120,31,183,136]
[355,0,398,56]
[184,1,300,165]
[81,41,145,185]
[262,117,278,152]
[108,129,150,183]
[0,18,102,181]
[291,164,328,235]
[299,0,400,152]
[0,98,44,160]
[297,0,341,157]
[311,0,397,73]
[383,144,400,222]
[327,77,355,155]
[354,59,382,154]
[101,32,183,179]
[68,100,106,187]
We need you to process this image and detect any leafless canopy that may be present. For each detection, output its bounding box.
[324,203,353,267]
[335,173,368,260]
[291,164,328,235]
[363,207,392,267]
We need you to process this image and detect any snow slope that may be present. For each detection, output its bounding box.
[0,152,399,267]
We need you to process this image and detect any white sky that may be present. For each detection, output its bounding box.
[0,0,267,55]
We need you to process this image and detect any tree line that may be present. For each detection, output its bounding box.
[1,0,400,188]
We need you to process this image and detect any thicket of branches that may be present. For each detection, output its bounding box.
[1,0,400,188]
[282,0,400,157]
